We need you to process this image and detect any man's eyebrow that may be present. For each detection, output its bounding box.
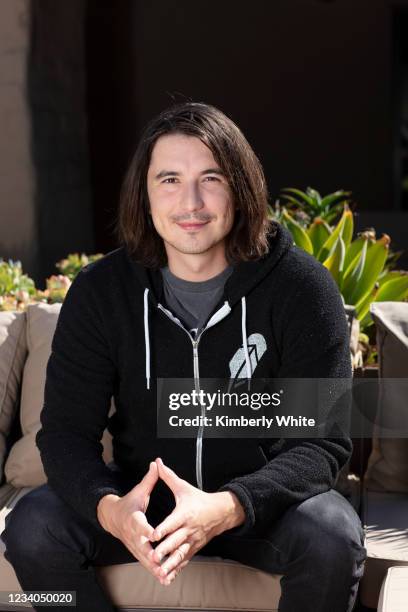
[154,170,180,180]
[154,168,225,180]
[200,167,224,176]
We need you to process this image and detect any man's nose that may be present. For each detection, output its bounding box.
[180,181,204,212]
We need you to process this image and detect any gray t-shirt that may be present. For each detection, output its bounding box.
[160,264,233,337]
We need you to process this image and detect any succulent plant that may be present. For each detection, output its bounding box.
[276,195,408,335]
[0,253,104,310]
[56,253,104,281]
[45,275,72,303]
[277,187,351,224]
[0,259,37,311]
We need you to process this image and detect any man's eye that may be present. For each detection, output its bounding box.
[203,176,220,182]
[163,178,178,184]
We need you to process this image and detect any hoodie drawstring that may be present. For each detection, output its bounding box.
[144,288,151,390]
[241,296,252,378]
[144,289,251,389]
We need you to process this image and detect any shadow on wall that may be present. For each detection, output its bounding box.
[27,0,95,286]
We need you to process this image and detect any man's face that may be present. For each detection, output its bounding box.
[146,134,235,260]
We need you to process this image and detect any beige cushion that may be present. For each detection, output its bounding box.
[0,312,27,481]
[0,484,282,611]
[98,557,281,611]
[377,566,408,612]
[4,303,113,487]
[360,490,408,609]
[365,302,408,493]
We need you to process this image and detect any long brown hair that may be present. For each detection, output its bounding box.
[115,102,274,268]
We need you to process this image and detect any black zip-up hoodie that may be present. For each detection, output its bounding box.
[36,221,352,534]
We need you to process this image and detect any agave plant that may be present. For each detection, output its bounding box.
[277,187,351,224]
[279,204,408,333]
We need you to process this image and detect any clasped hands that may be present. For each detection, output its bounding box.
[97,457,245,586]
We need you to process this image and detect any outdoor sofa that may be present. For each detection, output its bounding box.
[0,301,407,611]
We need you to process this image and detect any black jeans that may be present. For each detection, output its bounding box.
[1,484,366,612]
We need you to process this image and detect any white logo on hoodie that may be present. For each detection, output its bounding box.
[229,333,267,381]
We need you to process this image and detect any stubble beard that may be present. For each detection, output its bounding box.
[164,233,223,256]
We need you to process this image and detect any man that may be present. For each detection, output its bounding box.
[2,102,366,611]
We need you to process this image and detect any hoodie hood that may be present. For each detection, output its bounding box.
[222,221,293,308]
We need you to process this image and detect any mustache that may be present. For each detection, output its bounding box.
[172,214,213,223]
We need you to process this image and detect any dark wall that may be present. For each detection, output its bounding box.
[85,0,136,254]
[131,0,392,206]
[86,0,408,258]
[29,0,94,284]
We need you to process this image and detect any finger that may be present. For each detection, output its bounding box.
[139,538,163,574]
[126,514,163,577]
[133,509,155,541]
[123,536,159,575]
[150,508,185,542]
[130,512,160,562]
[162,558,191,586]
[159,541,191,578]
[155,457,186,492]
[138,461,159,495]
[151,527,190,563]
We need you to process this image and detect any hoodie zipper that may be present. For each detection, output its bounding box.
[191,336,204,489]
[157,302,231,489]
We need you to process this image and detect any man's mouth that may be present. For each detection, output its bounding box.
[176,221,210,230]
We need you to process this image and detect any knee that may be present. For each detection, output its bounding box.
[288,490,366,565]
[2,485,64,561]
